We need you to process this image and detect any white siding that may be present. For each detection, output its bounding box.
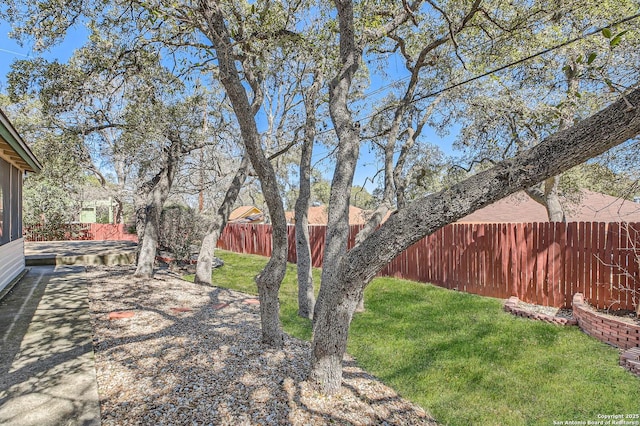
[0,238,25,294]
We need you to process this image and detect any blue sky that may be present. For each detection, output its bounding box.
[0,21,86,89]
[0,19,460,193]
[0,21,31,88]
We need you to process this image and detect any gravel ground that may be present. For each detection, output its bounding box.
[85,266,437,425]
[515,300,574,319]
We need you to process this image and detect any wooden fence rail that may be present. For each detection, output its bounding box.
[218,222,640,310]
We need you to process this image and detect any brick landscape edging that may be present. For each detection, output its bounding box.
[572,293,640,351]
[620,347,640,376]
[503,296,577,326]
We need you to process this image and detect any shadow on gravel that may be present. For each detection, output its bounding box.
[86,266,437,425]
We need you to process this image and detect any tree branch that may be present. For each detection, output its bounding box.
[346,86,640,285]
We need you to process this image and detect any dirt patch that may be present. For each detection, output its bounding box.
[504,296,576,325]
[515,300,574,320]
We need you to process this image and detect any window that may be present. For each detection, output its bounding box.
[11,165,21,240]
[0,184,3,242]
[0,158,24,245]
[0,157,9,245]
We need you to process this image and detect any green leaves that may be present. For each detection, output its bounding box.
[602,28,629,49]
[609,30,628,48]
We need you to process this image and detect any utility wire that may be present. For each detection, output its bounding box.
[409,12,640,105]
[311,0,591,161]
[357,0,589,102]
[0,47,30,57]
[317,12,640,137]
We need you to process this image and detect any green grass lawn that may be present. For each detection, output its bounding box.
[189,250,640,425]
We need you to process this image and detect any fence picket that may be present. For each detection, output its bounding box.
[554,222,566,307]
[611,222,623,309]
[515,223,525,301]
[579,222,587,300]
[216,221,640,310]
[619,224,630,309]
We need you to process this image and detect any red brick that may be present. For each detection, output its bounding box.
[213,303,229,310]
[108,311,135,320]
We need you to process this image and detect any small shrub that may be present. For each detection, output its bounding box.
[158,204,207,263]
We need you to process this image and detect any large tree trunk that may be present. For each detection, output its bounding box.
[135,203,161,278]
[310,0,427,389]
[295,72,321,319]
[198,1,288,347]
[134,184,168,278]
[194,155,249,285]
[134,139,181,278]
[295,211,314,318]
[310,86,640,394]
[134,194,147,263]
[310,0,363,390]
[310,279,363,391]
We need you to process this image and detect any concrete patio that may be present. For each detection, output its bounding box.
[25,240,137,267]
[0,241,138,425]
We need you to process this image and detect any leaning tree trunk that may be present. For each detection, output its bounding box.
[199,1,288,347]
[194,155,249,285]
[310,86,640,394]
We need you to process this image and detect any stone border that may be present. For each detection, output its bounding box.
[572,293,640,350]
[620,347,640,376]
[503,296,577,326]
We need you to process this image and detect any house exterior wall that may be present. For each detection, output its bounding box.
[0,108,40,299]
[0,156,26,295]
[0,238,25,295]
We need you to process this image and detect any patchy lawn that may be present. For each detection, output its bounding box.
[189,250,640,425]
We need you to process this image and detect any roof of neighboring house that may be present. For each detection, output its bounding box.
[457,190,640,223]
[287,205,370,225]
[0,108,41,173]
[229,206,264,223]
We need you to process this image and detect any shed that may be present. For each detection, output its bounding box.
[0,108,42,297]
[285,205,378,225]
[229,206,265,223]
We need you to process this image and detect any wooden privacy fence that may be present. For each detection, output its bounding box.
[217,222,640,310]
[24,223,138,242]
